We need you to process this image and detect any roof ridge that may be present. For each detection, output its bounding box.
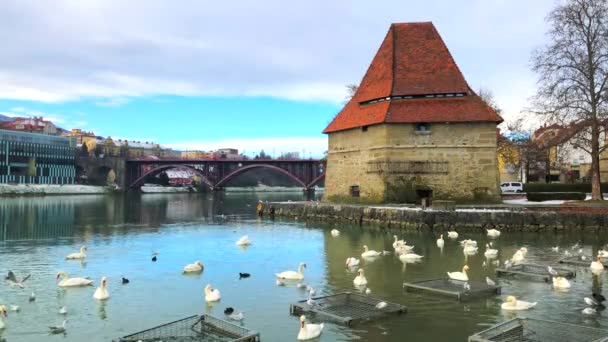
[429,24,473,94]
[387,24,397,123]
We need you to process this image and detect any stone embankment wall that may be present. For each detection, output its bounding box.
[263,202,608,231]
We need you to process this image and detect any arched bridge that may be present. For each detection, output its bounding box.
[125,158,326,191]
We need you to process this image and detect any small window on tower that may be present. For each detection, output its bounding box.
[350,185,360,198]
[416,123,430,132]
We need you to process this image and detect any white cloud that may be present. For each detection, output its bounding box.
[72,120,87,127]
[165,137,327,158]
[0,0,555,114]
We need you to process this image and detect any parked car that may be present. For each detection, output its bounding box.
[500,182,524,193]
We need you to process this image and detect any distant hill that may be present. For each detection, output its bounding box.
[0,114,12,122]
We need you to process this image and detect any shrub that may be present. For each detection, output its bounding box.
[526,192,586,202]
[523,183,608,193]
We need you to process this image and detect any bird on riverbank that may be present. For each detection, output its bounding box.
[486,277,496,286]
[66,246,87,260]
[353,269,368,287]
[447,265,469,281]
[239,273,251,279]
[487,229,501,238]
[552,276,571,289]
[501,296,536,311]
[436,234,445,248]
[236,235,252,246]
[0,306,8,330]
[591,256,604,272]
[9,305,19,313]
[152,256,157,262]
[361,245,382,258]
[447,231,459,239]
[330,229,340,237]
[93,277,110,300]
[59,306,67,315]
[56,272,93,287]
[345,257,360,268]
[551,246,559,252]
[29,292,36,302]
[204,284,221,302]
[183,261,204,273]
[49,320,67,334]
[297,315,324,340]
[583,307,597,316]
[6,270,31,288]
[276,263,306,280]
[122,277,130,284]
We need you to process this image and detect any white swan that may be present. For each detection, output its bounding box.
[204,284,221,302]
[447,265,469,281]
[591,256,604,272]
[484,244,498,258]
[56,272,93,287]
[598,250,608,258]
[460,239,477,247]
[392,235,405,249]
[447,231,458,239]
[399,253,423,261]
[330,229,340,237]
[345,257,360,268]
[93,276,109,300]
[297,315,324,340]
[361,245,382,258]
[501,296,537,311]
[487,229,501,238]
[552,276,571,289]
[276,263,306,280]
[236,235,251,246]
[394,244,415,255]
[463,245,478,254]
[65,246,87,260]
[353,269,368,286]
[0,305,7,330]
[436,234,444,248]
[511,248,526,263]
[183,261,204,273]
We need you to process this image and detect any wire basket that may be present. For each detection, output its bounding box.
[403,278,501,301]
[468,318,608,342]
[559,255,608,267]
[289,292,406,326]
[114,314,260,342]
[495,263,576,282]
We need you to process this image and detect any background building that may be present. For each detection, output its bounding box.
[0,116,61,135]
[323,22,502,203]
[0,129,76,184]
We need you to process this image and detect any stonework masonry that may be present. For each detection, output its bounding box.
[325,122,501,202]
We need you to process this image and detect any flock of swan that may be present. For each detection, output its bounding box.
[331,226,608,325]
[3,224,608,340]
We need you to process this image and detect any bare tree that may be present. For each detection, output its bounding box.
[345,84,358,100]
[532,0,608,199]
[478,87,503,115]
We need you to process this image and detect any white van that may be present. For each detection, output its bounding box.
[500,182,524,193]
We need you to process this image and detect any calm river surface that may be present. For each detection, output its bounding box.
[1,192,608,341]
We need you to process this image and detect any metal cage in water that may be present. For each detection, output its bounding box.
[403,278,501,301]
[468,318,608,342]
[495,263,575,282]
[289,292,407,326]
[114,314,260,342]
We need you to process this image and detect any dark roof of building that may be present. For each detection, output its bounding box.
[323,22,502,134]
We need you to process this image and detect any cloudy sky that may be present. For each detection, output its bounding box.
[0,0,556,157]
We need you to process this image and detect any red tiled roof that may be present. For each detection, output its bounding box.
[323,22,502,134]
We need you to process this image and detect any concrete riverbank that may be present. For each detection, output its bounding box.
[263,201,608,231]
[0,184,113,196]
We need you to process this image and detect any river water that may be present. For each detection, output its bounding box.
[1,193,608,341]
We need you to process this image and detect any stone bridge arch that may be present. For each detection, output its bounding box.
[214,164,307,189]
[129,164,214,189]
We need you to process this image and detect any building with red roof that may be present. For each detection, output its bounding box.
[323,22,503,202]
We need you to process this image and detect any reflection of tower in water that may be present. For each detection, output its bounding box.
[0,197,75,241]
